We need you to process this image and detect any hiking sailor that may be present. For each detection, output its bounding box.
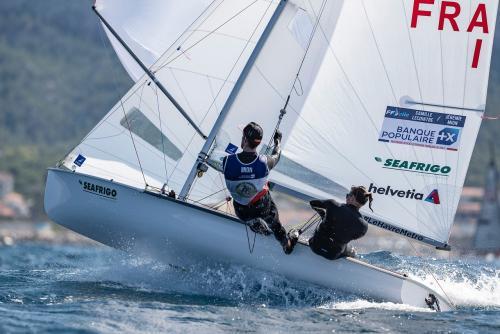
[308,186,372,260]
[220,122,298,254]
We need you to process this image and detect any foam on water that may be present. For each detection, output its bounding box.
[320,300,433,312]
[61,247,499,311]
[413,271,500,308]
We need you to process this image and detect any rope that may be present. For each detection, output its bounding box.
[266,0,328,153]
[119,99,148,187]
[153,85,170,185]
[154,0,260,73]
[245,225,257,254]
[192,188,227,204]
[289,213,321,235]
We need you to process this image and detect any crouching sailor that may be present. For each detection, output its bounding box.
[222,122,298,254]
[308,186,372,260]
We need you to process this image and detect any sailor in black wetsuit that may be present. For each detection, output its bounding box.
[222,122,297,254]
[308,186,373,260]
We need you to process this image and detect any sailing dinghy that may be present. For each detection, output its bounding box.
[45,0,499,311]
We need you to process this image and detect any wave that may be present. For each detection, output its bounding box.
[39,245,499,310]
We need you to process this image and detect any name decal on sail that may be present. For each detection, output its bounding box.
[79,180,117,200]
[374,157,451,176]
[411,0,491,69]
[378,106,465,151]
[363,216,424,242]
[368,183,440,205]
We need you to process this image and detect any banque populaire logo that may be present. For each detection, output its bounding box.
[378,107,466,151]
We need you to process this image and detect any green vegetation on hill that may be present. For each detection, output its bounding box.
[0,0,131,218]
[0,1,499,218]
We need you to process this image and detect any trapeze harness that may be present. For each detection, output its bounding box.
[309,199,368,260]
[223,154,270,206]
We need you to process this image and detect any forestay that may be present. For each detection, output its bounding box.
[63,1,288,204]
[279,0,499,247]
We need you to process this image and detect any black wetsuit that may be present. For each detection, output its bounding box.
[308,199,368,260]
[222,146,288,247]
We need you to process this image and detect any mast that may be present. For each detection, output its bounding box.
[178,0,289,200]
[92,6,207,139]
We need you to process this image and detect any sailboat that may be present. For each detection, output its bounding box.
[44,0,499,311]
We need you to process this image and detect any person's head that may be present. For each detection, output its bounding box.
[241,122,263,151]
[346,186,373,211]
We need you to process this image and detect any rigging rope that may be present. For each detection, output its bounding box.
[405,239,456,309]
[153,85,170,186]
[266,0,328,154]
[290,212,321,234]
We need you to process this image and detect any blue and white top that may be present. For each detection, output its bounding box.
[223,154,270,205]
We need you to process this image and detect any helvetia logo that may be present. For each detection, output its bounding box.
[368,183,440,205]
[79,180,117,200]
[425,189,440,204]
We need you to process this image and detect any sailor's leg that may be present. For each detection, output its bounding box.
[233,200,256,221]
[263,195,287,244]
[264,195,298,254]
[309,237,344,260]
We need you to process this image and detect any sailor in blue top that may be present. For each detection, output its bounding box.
[222,122,297,254]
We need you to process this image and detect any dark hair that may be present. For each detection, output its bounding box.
[351,186,373,212]
[243,122,263,149]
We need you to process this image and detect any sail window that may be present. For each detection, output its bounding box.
[288,8,314,50]
[120,108,182,161]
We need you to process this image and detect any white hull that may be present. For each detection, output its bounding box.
[44,168,452,311]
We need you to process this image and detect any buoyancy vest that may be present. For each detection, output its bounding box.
[223,154,269,205]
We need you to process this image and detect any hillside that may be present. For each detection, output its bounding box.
[0,1,499,218]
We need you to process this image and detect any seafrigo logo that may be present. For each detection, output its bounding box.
[374,157,451,176]
[79,180,117,200]
[368,183,440,205]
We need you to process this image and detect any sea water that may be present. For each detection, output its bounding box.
[0,243,498,333]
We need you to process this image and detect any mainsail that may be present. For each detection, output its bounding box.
[276,0,499,248]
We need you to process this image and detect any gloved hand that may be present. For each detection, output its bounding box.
[273,129,282,144]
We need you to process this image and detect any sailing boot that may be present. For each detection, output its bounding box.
[246,218,273,235]
[283,229,299,254]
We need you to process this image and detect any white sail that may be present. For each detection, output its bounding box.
[203,0,344,185]
[64,0,285,203]
[278,0,499,246]
[95,0,214,81]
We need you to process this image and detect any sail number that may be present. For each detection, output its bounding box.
[411,0,490,69]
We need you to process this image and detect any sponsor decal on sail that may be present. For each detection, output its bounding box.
[74,154,86,167]
[378,106,465,151]
[363,216,424,242]
[368,183,440,205]
[225,143,238,154]
[374,157,451,176]
[79,180,117,200]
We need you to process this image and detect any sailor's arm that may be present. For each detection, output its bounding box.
[351,217,368,240]
[206,156,226,173]
[266,130,282,170]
